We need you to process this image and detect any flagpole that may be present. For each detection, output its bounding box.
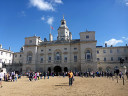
[50,25,51,34]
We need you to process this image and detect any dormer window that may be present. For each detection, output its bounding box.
[29,40,32,43]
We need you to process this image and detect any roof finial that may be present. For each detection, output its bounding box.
[63,14,64,19]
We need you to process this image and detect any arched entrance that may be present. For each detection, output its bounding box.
[54,66,62,76]
[98,67,102,72]
[106,66,111,72]
[64,67,68,72]
[48,67,51,73]
[26,67,31,72]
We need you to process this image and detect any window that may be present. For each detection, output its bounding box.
[48,56,51,62]
[49,49,51,51]
[1,52,3,55]
[124,49,126,52]
[15,55,17,57]
[111,57,113,61]
[104,58,106,61]
[9,60,11,64]
[117,49,119,53]
[87,54,91,60]
[20,54,22,57]
[118,57,121,61]
[103,50,106,53]
[86,35,89,39]
[56,52,61,60]
[110,49,112,53]
[27,52,32,63]
[40,57,43,63]
[64,48,67,50]
[28,56,32,63]
[74,48,77,50]
[125,57,128,61]
[74,55,77,62]
[29,40,32,43]
[41,50,43,52]
[97,50,99,54]
[97,58,100,61]
[0,59,2,63]
[64,55,67,62]
[85,50,91,61]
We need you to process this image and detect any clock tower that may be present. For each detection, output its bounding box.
[57,16,72,41]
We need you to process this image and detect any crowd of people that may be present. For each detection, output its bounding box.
[3,72,21,82]
[0,69,128,88]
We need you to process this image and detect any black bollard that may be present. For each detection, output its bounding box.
[123,76,124,85]
[117,75,118,83]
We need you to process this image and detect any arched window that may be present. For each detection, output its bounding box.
[56,52,61,60]
[54,50,62,63]
[27,51,32,63]
[85,49,92,61]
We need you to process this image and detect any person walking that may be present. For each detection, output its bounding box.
[0,70,4,88]
[68,70,73,86]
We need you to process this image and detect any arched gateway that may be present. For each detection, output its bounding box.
[54,66,62,76]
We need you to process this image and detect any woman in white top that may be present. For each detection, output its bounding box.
[0,70,4,88]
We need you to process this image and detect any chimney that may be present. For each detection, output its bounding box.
[105,43,107,47]
[49,33,53,42]
[0,44,2,48]
[111,45,113,47]
[126,44,127,46]
[9,47,11,51]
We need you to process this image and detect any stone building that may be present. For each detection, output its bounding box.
[0,45,13,73]
[19,17,97,74]
[96,44,128,72]
[1,16,128,74]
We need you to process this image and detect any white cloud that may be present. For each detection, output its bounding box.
[105,38,123,46]
[126,2,128,6]
[29,0,63,11]
[29,0,54,11]
[41,16,45,20]
[54,0,63,4]
[122,36,128,40]
[47,17,54,25]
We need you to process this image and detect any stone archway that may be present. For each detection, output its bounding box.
[106,66,111,72]
[48,67,51,73]
[98,67,102,72]
[26,67,31,72]
[54,66,62,76]
[64,67,68,72]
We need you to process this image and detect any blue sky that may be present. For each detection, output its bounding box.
[0,0,128,52]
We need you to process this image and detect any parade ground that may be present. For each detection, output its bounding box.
[0,76,128,96]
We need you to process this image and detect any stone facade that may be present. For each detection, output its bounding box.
[21,17,97,73]
[96,45,128,72]
[0,45,13,73]
[1,17,128,74]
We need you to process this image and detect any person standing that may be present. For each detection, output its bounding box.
[0,70,4,88]
[43,72,46,79]
[47,71,49,79]
[15,73,18,82]
[68,70,73,86]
